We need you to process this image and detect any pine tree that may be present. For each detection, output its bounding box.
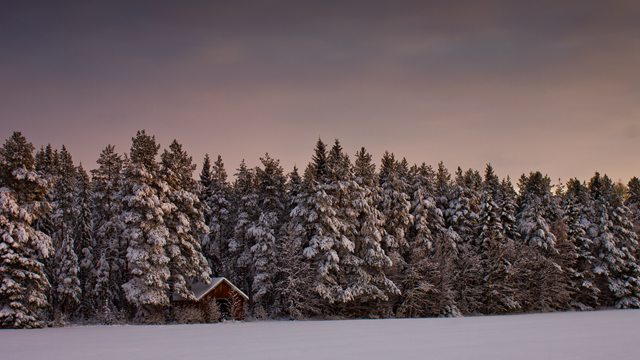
[270,166,317,319]
[33,144,57,244]
[51,146,81,320]
[516,172,570,311]
[500,177,520,242]
[599,175,640,308]
[285,166,304,206]
[399,163,436,316]
[202,155,233,276]
[273,215,318,319]
[74,164,95,317]
[228,160,258,297]
[91,145,125,321]
[293,140,349,311]
[160,140,211,302]
[586,173,640,308]
[626,177,640,240]
[517,172,558,254]
[563,179,599,309]
[351,147,398,316]
[198,154,213,203]
[52,230,81,320]
[247,154,286,318]
[478,165,520,313]
[447,167,479,248]
[378,152,413,282]
[0,132,53,328]
[120,131,172,322]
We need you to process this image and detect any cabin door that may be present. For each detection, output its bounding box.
[216,299,231,319]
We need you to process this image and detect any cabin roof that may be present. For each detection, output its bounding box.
[172,277,249,302]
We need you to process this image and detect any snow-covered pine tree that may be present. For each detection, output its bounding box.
[517,172,570,311]
[120,131,172,323]
[499,177,520,243]
[285,166,303,206]
[401,161,462,317]
[478,165,520,314]
[447,167,479,248]
[398,163,436,317]
[603,175,640,309]
[378,151,413,280]
[90,145,125,321]
[160,140,211,302]
[563,179,599,309]
[51,146,81,320]
[351,147,398,316]
[517,172,558,254]
[626,177,640,241]
[198,154,213,204]
[35,144,56,175]
[247,154,286,318]
[292,140,350,312]
[588,173,619,306]
[74,164,96,317]
[228,160,258,297]
[442,166,483,314]
[272,167,317,319]
[435,162,451,211]
[201,155,233,276]
[33,144,57,244]
[0,132,53,328]
[590,173,640,308]
[273,215,317,319]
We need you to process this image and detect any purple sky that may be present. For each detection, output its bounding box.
[1,1,639,182]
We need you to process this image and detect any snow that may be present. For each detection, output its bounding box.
[2,310,638,360]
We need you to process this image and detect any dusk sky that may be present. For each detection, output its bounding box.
[1,0,639,183]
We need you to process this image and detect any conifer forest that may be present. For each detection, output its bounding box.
[1,130,639,329]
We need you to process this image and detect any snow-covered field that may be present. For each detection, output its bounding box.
[2,310,638,360]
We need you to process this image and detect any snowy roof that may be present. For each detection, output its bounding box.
[172,277,249,302]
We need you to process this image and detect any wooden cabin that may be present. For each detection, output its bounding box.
[172,277,249,321]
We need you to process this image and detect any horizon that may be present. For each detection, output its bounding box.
[4,129,636,187]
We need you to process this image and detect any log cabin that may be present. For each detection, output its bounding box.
[172,277,249,321]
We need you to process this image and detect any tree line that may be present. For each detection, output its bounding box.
[1,130,639,328]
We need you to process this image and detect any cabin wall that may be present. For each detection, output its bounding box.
[174,282,246,321]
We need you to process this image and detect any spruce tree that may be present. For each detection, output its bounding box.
[600,175,640,308]
[198,154,213,203]
[517,172,558,254]
[91,145,125,321]
[202,155,233,276]
[228,160,258,296]
[160,140,211,302]
[478,165,520,313]
[626,177,640,238]
[272,166,318,319]
[0,132,53,328]
[563,179,599,309]
[74,164,95,317]
[120,131,172,322]
[378,152,413,284]
[33,144,57,243]
[293,140,349,311]
[273,213,318,319]
[447,167,479,248]
[247,154,286,318]
[51,146,81,320]
[352,148,398,315]
[516,172,570,311]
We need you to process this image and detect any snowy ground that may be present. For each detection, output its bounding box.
[2,310,638,360]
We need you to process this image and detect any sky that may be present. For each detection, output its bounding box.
[1,0,639,183]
